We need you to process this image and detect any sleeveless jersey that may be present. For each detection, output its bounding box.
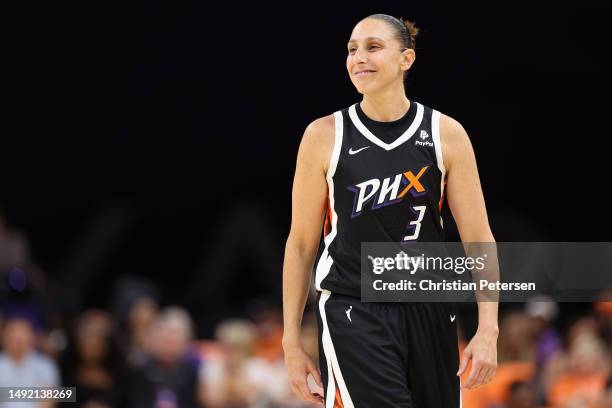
[314,99,447,297]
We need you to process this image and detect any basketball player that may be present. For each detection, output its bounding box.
[282,14,498,408]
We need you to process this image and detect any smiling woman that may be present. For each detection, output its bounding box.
[283,13,499,408]
[348,14,419,91]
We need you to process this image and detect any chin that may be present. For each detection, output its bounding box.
[354,83,380,95]
[353,86,366,94]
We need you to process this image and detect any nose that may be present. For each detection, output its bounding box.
[353,47,367,63]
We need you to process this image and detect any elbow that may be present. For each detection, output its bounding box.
[459,227,496,243]
[285,231,319,260]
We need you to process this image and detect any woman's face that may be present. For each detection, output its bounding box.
[76,319,109,362]
[346,18,414,95]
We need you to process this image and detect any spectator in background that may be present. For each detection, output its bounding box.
[245,308,317,408]
[524,297,563,405]
[201,319,258,408]
[201,316,320,408]
[497,311,539,363]
[525,297,562,370]
[545,318,611,408]
[59,310,128,408]
[129,306,200,408]
[503,381,540,408]
[594,295,612,352]
[461,310,538,408]
[0,317,60,408]
[0,213,55,360]
[126,296,158,368]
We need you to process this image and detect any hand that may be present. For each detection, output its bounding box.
[457,326,498,389]
[284,343,325,405]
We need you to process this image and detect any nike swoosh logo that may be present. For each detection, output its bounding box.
[348,146,370,155]
[450,314,456,322]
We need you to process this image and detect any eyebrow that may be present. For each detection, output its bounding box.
[347,36,385,45]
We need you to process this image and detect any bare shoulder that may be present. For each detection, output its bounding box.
[439,112,470,144]
[438,112,474,170]
[300,113,336,174]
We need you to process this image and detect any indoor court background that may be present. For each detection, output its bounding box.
[2,1,611,407]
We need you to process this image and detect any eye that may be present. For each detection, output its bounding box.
[369,44,381,50]
[348,47,356,54]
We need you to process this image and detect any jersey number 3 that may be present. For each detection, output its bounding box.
[403,205,427,241]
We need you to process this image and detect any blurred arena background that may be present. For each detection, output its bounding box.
[2,1,612,407]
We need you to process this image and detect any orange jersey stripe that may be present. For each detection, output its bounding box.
[323,197,332,237]
[438,181,447,212]
[333,374,345,408]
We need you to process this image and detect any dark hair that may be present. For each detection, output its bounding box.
[59,311,128,391]
[364,14,419,84]
[366,14,419,51]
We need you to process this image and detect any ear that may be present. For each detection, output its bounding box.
[401,49,416,72]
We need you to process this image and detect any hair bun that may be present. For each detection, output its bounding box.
[399,17,419,41]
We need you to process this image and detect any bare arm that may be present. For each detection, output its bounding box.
[282,114,334,404]
[282,114,333,346]
[441,113,499,389]
[442,114,499,329]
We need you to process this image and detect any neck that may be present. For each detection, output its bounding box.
[360,88,410,122]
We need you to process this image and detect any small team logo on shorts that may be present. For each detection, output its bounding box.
[345,306,353,322]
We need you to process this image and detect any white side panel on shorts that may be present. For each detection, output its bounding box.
[315,111,343,290]
[318,291,336,408]
[319,290,355,408]
[431,109,446,228]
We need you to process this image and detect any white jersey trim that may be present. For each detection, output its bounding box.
[431,109,446,228]
[315,111,343,291]
[347,102,424,151]
[319,290,355,408]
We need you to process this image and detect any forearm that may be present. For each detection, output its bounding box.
[476,301,499,333]
[464,238,499,333]
[282,239,317,347]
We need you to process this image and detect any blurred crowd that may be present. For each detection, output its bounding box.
[0,300,319,408]
[460,298,612,408]
[1,214,611,408]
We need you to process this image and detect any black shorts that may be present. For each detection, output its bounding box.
[315,289,461,408]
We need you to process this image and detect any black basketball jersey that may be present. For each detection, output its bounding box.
[315,99,447,297]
